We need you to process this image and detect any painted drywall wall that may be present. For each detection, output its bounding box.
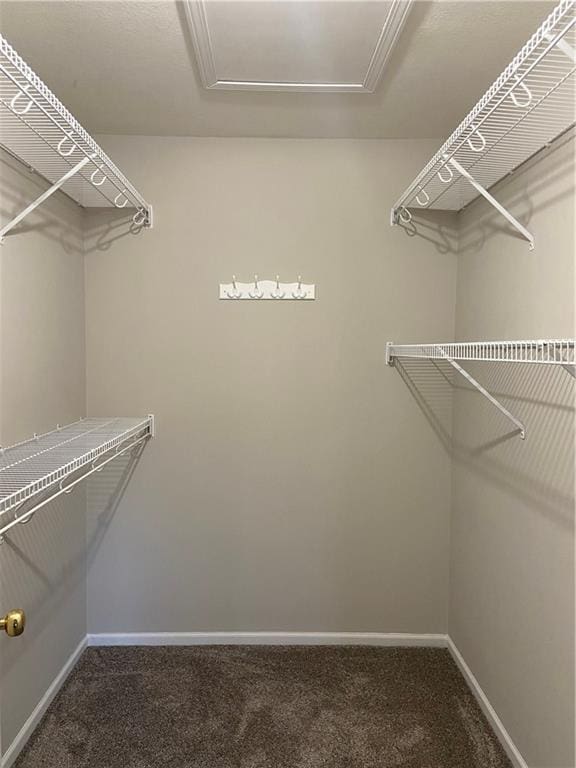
[84,137,457,636]
[0,150,87,754]
[451,134,575,768]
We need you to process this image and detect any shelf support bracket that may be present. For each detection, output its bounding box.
[547,346,576,378]
[545,32,576,63]
[438,349,526,439]
[447,156,535,250]
[0,156,91,244]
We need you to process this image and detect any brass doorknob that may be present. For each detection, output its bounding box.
[0,609,25,637]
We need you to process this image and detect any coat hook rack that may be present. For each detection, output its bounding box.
[219,275,316,300]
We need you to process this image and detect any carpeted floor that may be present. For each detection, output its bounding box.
[14,646,512,768]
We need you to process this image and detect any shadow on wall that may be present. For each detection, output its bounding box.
[393,358,575,531]
[458,132,575,254]
[396,210,459,255]
[0,444,145,679]
[0,152,146,251]
[83,209,148,253]
[0,154,83,253]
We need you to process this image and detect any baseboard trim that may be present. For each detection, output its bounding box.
[1,636,87,768]
[446,637,528,768]
[87,631,448,647]
[2,632,528,768]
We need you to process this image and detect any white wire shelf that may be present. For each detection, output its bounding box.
[0,416,154,539]
[386,339,576,366]
[386,340,575,440]
[391,0,576,248]
[0,34,152,236]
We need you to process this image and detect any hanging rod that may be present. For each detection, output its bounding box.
[0,34,152,240]
[391,0,576,249]
[0,416,154,541]
[386,340,575,440]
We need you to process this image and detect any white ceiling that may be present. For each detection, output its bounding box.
[0,0,556,139]
[185,0,412,92]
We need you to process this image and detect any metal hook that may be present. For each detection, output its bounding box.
[10,84,34,115]
[249,274,264,299]
[271,275,285,299]
[57,131,77,157]
[90,166,107,187]
[226,274,242,299]
[398,207,412,224]
[415,187,430,207]
[16,509,34,525]
[292,275,306,299]
[114,191,129,208]
[59,479,74,495]
[437,162,454,183]
[466,125,486,153]
[510,75,532,108]
[132,209,147,227]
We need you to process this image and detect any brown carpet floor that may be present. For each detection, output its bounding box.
[14,646,512,768]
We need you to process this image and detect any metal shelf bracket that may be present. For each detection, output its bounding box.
[387,341,526,438]
[447,156,535,250]
[387,339,576,440]
[436,349,526,439]
[0,156,90,244]
[546,30,576,61]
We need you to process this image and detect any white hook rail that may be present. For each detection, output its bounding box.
[0,415,154,541]
[386,339,575,439]
[391,0,576,249]
[220,276,316,300]
[0,34,152,239]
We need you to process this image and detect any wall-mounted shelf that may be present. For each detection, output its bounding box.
[386,340,575,439]
[0,416,154,540]
[0,34,152,242]
[391,0,576,249]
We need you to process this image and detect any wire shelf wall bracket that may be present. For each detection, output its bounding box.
[0,415,154,541]
[0,156,90,243]
[386,340,576,440]
[0,34,152,242]
[391,0,576,249]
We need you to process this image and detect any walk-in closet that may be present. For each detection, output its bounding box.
[0,1,574,766]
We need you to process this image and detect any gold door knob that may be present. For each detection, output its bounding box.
[0,609,25,637]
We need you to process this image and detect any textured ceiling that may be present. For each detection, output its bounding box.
[0,0,556,138]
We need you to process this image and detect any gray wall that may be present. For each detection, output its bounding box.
[84,137,457,635]
[2,131,572,768]
[0,150,87,753]
[451,135,575,768]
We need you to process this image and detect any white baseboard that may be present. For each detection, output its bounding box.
[1,636,87,768]
[87,631,448,647]
[447,637,528,768]
[2,631,527,768]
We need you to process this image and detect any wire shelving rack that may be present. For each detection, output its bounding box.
[386,339,575,439]
[391,0,576,249]
[0,34,152,241]
[0,416,154,539]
